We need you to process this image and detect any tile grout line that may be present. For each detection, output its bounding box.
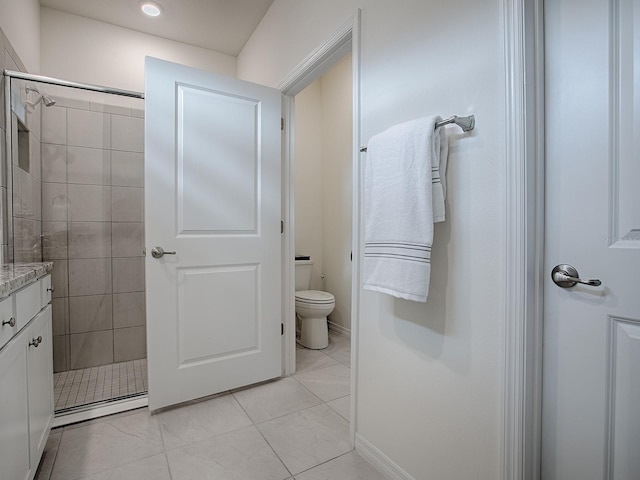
[236,378,326,426]
[255,424,294,479]
[230,386,300,478]
[292,450,357,478]
[42,431,63,480]
[293,362,351,380]
[162,451,174,480]
[252,397,352,478]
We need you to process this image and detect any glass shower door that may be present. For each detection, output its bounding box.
[8,76,148,412]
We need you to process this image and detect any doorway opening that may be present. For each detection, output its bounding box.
[280,11,361,443]
[290,53,353,418]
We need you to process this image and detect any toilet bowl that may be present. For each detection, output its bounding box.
[295,290,335,349]
[294,258,334,349]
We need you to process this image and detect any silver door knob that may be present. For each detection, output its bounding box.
[552,264,601,288]
[151,246,177,258]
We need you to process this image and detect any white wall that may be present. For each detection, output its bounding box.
[238,1,357,89]
[40,7,236,92]
[239,1,505,479]
[294,80,324,291]
[0,0,40,73]
[320,55,352,332]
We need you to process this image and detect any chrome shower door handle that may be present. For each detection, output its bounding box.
[151,246,177,259]
[552,264,602,288]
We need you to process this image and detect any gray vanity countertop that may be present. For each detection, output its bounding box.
[0,262,54,297]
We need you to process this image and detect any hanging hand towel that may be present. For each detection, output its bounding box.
[363,116,449,302]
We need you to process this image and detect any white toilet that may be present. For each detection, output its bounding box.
[295,259,335,349]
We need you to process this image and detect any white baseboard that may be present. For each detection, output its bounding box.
[355,433,416,480]
[328,320,351,337]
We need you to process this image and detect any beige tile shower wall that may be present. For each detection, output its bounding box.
[41,97,146,372]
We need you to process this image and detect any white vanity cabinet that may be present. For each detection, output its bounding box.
[0,324,30,480]
[0,272,54,480]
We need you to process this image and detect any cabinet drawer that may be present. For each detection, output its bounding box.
[40,275,52,308]
[0,296,16,351]
[14,281,41,332]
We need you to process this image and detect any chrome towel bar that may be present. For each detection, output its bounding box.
[360,114,475,152]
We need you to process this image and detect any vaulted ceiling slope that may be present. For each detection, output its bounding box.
[39,0,274,56]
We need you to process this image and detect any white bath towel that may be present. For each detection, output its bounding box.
[363,116,449,302]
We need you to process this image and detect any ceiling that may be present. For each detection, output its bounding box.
[39,0,274,56]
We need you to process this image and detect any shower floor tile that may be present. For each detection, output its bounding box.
[54,358,147,411]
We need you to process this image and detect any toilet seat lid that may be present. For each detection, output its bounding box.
[295,290,335,304]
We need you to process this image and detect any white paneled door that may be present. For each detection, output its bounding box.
[144,57,282,411]
[542,0,640,479]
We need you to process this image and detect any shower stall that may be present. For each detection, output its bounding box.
[4,71,146,414]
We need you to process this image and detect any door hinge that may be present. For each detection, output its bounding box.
[281,220,284,234]
[281,117,284,131]
[281,323,284,335]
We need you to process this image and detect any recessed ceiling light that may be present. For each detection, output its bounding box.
[141,2,162,17]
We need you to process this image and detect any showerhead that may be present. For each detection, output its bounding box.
[41,94,56,107]
[25,85,56,107]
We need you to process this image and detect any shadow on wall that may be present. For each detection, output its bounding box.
[390,212,450,353]
[370,124,477,376]
[374,185,472,376]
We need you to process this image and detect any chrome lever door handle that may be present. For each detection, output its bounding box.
[151,247,177,259]
[552,264,601,288]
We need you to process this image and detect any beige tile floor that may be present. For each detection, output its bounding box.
[54,359,148,411]
[35,332,386,480]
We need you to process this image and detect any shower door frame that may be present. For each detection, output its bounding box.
[3,70,144,100]
[3,69,149,426]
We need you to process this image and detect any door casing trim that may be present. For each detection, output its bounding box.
[501,0,545,479]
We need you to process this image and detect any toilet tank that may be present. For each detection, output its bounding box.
[294,260,313,291]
